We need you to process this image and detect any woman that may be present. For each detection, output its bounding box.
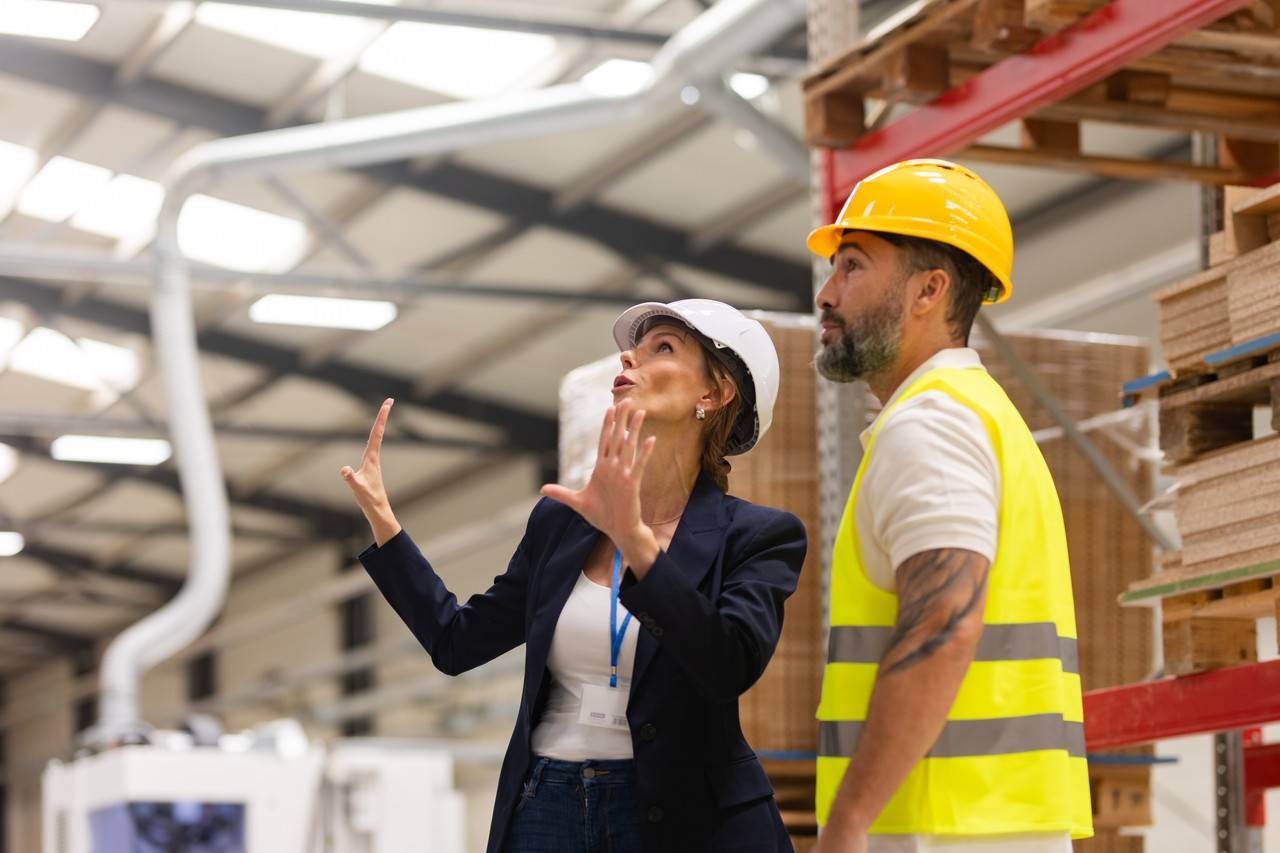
[340,299,808,853]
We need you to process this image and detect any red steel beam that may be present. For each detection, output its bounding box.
[1084,660,1280,751]
[822,0,1253,219]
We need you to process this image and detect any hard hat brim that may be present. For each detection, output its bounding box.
[805,220,1013,305]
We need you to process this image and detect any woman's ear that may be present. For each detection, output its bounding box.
[701,375,737,413]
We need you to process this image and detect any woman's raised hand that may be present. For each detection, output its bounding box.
[341,398,402,546]
[541,399,657,545]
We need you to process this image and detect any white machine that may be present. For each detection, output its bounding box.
[42,720,466,853]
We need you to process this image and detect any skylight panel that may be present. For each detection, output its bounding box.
[196,0,387,58]
[0,532,24,557]
[729,73,770,101]
[7,327,136,392]
[581,59,654,97]
[51,435,172,466]
[0,444,17,486]
[0,317,25,364]
[71,173,164,243]
[0,141,37,214]
[359,22,559,99]
[249,294,397,331]
[17,156,111,223]
[177,194,308,273]
[0,0,99,41]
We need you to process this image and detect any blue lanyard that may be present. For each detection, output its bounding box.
[609,549,633,689]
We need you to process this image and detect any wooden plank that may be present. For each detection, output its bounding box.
[1021,117,1081,152]
[804,91,866,148]
[959,144,1246,183]
[882,43,951,100]
[1239,183,1280,218]
[972,0,1042,51]
[1157,359,1280,408]
[1123,556,1280,604]
[1162,615,1257,675]
[803,0,981,101]
[1158,402,1254,463]
[1105,70,1173,106]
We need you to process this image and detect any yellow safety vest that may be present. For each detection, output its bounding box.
[815,366,1093,839]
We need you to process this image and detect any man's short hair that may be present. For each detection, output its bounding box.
[874,232,998,344]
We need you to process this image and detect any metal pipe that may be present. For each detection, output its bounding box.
[0,410,500,450]
[696,80,810,184]
[117,0,674,46]
[94,0,806,745]
[0,242,640,307]
[974,314,1177,552]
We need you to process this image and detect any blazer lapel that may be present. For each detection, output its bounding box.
[628,472,728,692]
[524,515,599,703]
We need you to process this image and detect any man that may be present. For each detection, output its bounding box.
[807,159,1092,853]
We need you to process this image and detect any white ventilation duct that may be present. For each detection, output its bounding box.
[95,0,808,744]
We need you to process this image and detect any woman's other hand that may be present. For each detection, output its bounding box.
[341,398,402,547]
[541,400,659,574]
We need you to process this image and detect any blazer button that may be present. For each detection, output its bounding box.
[651,626,664,637]
[647,805,664,823]
[639,723,658,742]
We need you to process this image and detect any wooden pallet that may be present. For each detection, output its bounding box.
[1090,763,1153,829]
[1124,553,1280,675]
[803,0,1280,185]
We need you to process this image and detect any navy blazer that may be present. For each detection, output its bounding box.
[359,471,808,853]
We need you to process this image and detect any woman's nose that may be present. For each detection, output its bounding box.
[620,349,637,369]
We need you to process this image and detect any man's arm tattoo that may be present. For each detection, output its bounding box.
[882,548,990,675]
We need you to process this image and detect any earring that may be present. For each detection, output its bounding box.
[695,405,706,421]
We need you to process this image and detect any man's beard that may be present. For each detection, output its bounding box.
[816,291,904,383]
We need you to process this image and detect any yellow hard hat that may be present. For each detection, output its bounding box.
[806,159,1014,304]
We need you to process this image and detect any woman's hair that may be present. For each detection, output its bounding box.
[698,351,744,492]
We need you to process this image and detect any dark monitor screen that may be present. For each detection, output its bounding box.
[90,801,246,853]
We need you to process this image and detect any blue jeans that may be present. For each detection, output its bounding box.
[504,757,642,853]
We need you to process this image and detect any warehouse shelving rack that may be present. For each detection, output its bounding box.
[805,1,1280,850]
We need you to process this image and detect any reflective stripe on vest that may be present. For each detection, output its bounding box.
[815,365,1093,840]
[828,623,1080,674]
[819,716,1086,760]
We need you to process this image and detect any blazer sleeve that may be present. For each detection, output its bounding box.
[358,502,548,676]
[618,508,807,702]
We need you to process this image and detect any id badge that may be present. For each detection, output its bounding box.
[578,683,630,730]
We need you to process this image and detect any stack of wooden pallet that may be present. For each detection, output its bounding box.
[801,0,1280,186]
[1123,181,1280,679]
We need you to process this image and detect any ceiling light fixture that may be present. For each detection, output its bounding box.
[0,531,24,557]
[51,435,173,466]
[17,155,111,223]
[360,22,558,99]
[249,294,398,331]
[581,59,654,97]
[177,194,308,273]
[0,0,100,41]
[729,72,770,101]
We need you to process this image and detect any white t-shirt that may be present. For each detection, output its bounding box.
[530,571,641,761]
[856,348,1071,853]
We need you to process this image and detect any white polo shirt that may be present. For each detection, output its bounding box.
[856,348,1072,853]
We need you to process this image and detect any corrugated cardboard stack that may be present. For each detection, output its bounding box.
[1131,182,1280,677]
[726,314,824,755]
[1156,182,1280,372]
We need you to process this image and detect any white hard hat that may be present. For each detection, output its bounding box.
[612,299,780,456]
